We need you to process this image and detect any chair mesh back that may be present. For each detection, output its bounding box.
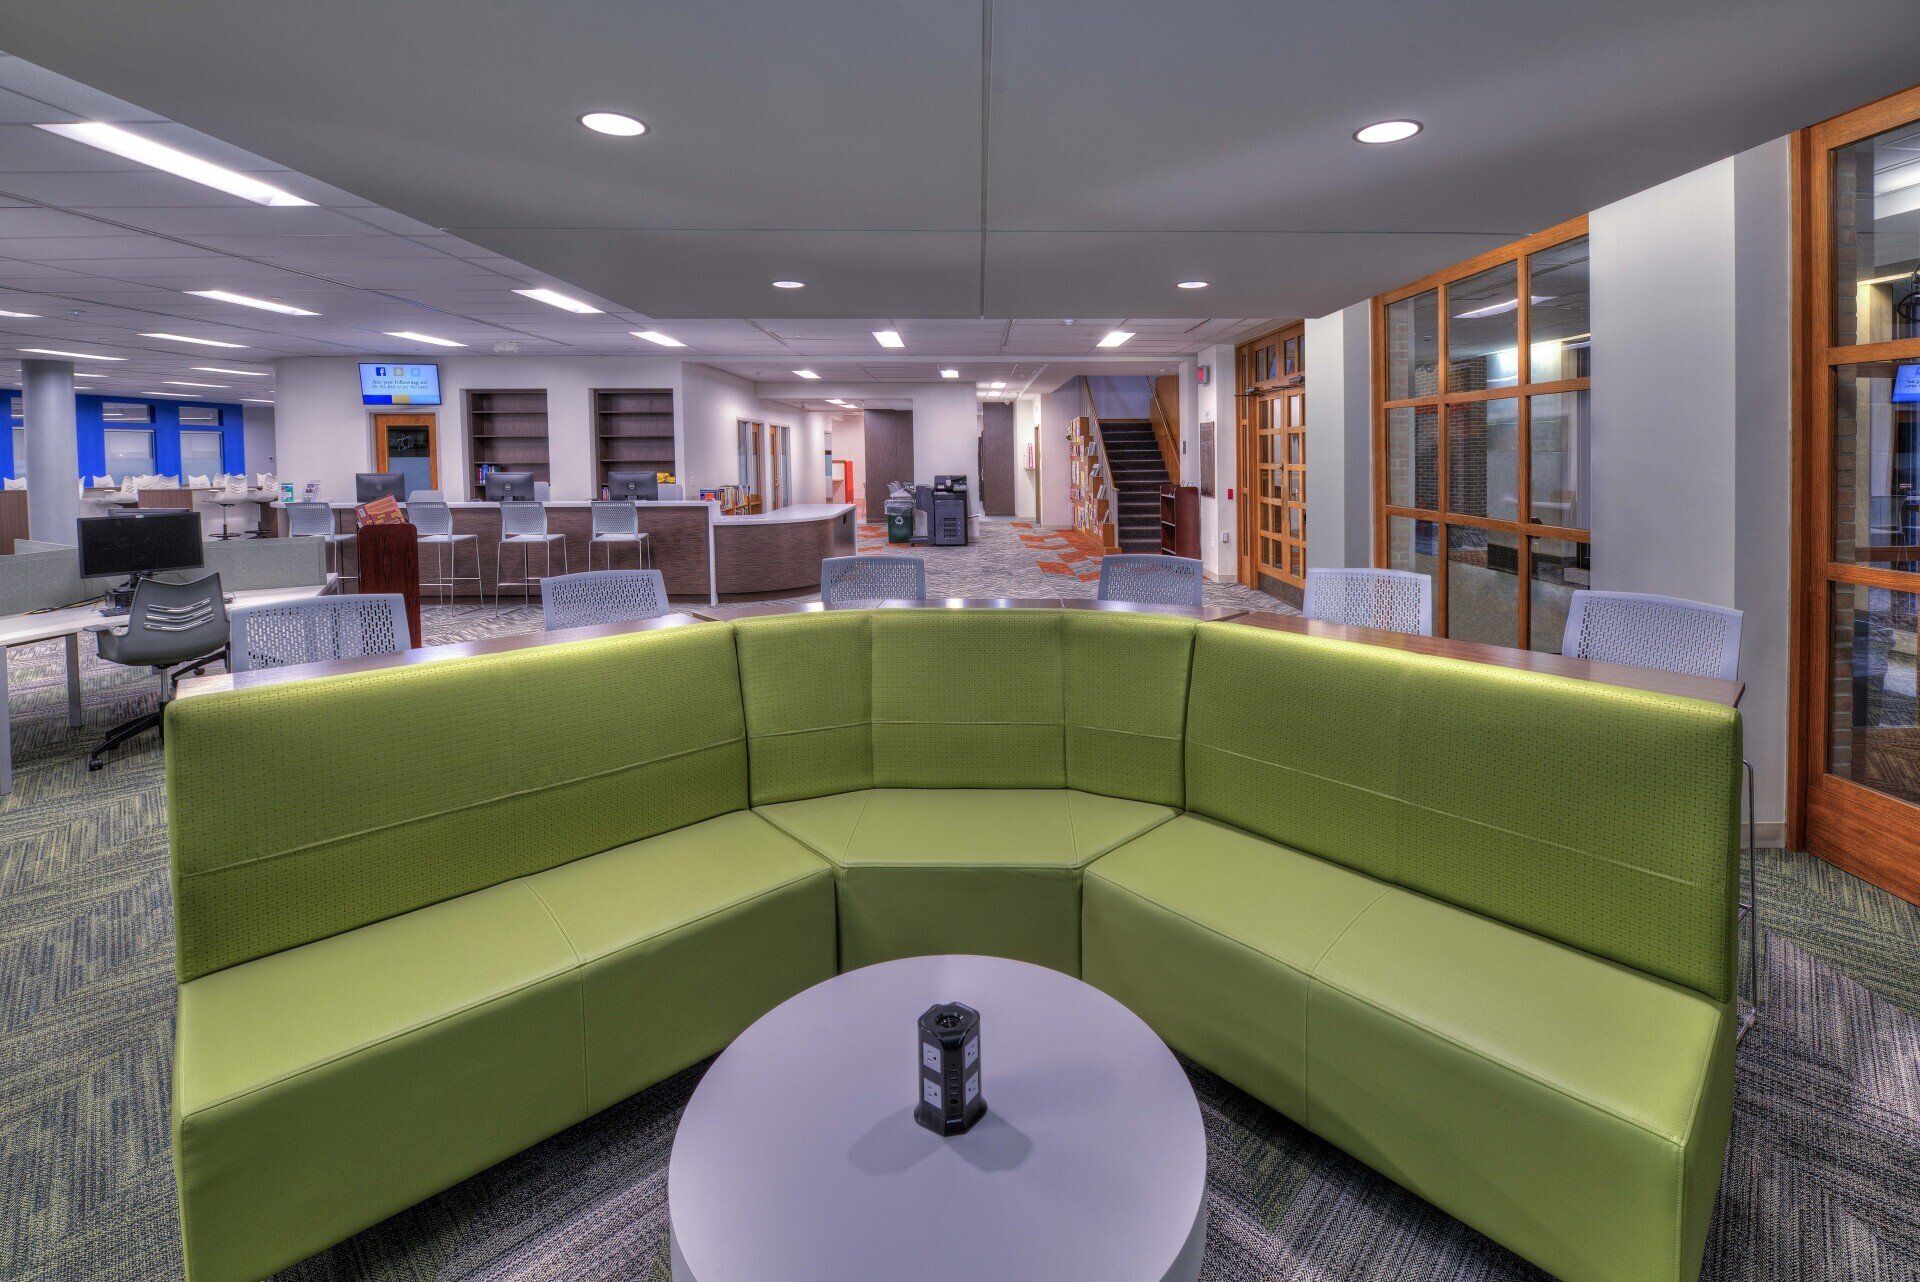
[1304,568,1432,635]
[592,501,638,536]
[229,596,411,672]
[820,555,927,605]
[541,569,669,630]
[286,502,335,538]
[1567,593,1740,680]
[1096,555,1205,607]
[501,502,549,538]
[410,500,453,538]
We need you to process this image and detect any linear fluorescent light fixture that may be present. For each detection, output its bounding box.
[193,365,270,376]
[384,331,466,348]
[632,330,686,347]
[513,287,602,314]
[1096,330,1134,348]
[21,346,126,361]
[941,368,959,379]
[163,379,227,388]
[142,332,247,348]
[794,369,820,379]
[243,397,274,404]
[990,381,1006,389]
[186,289,318,316]
[38,122,314,206]
[0,309,39,318]
[872,330,905,348]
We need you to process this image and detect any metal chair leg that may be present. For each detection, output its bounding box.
[1736,758,1761,1043]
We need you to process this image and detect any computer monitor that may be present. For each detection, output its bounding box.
[355,472,406,504]
[607,470,659,501]
[484,470,536,502]
[77,511,204,587]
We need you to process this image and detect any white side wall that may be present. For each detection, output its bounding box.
[829,412,867,512]
[1590,135,1793,831]
[678,364,829,504]
[755,381,985,513]
[1191,343,1237,578]
[1303,303,1374,569]
[1014,394,1041,521]
[1037,381,1082,529]
[241,404,277,477]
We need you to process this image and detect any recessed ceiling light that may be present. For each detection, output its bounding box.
[794,369,820,379]
[579,112,648,137]
[0,309,39,318]
[772,280,806,290]
[37,122,315,206]
[384,331,467,348]
[1354,119,1422,144]
[1177,280,1210,290]
[632,330,686,348]
[163,379,228,388]
[940,368,959,379]
[186,289,318,316]
[193,365,270,377]
[21,346,125,361]
[142,332,248,348]
[513,287,602,314]
[873,330,905,348]
[1096,330,1134,348]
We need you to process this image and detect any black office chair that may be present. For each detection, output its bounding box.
[90,574,231,770]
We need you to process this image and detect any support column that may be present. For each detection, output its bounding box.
[22,358,78,545]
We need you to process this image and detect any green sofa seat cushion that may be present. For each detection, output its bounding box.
[757,788,1175,972]
[522,811,839,1110]
[1081,815,1390,1119]
[173,881,588,1282]
[1307,889,1734,1282]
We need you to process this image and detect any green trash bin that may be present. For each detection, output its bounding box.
[886,499,915,544]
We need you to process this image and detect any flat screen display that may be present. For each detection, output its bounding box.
[77,511,205,579]
[359,362,441,406]
[1894,363,1920,404]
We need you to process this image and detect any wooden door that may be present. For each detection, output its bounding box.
[372,413,437,492]
[769,424,787,509]
[1235,325,1305,599]
[1792,84,1920,904]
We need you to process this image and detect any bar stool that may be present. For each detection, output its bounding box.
[496,502,569,609]
[589,500,650,571]
[286,500,356,589]
[208,484,254,539]
[409,493,484,609]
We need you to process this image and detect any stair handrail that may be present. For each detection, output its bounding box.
[1148,377,1181,481]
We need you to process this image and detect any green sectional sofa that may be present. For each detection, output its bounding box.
[164,608,1742,1282]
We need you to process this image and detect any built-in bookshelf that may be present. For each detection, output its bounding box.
[593,388,676,493]
[466,390,550,494]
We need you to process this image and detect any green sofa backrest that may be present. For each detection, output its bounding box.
[1184,623,1743,1003]
[166,623,750,981]
[734,609,1195,806]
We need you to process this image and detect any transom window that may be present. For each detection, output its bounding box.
[1373,219,1592,650]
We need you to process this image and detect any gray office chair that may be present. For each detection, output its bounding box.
[287,500,355,588]
[408,495,483,608]
[1560,588,1759,1038]
[229,594,412,672]
[589,500,650,571]
[497,503,569,609]
[821,554,926,606]
[541,569,669,631]
[1096,554,1206,608]
[1303,567,1434,635]
[89,574,230,770]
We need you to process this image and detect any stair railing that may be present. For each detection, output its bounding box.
[1148,377,1181,481]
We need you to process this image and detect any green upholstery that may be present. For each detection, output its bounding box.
[758,788,1173,971]
[1306,891,1734,1282]
[870,610,1067,788]
[173,882,588,1282]
[163,607,1741,1282]
[522,811,837,1110]
[1184,623,1743,1002]
[166,623,750,981]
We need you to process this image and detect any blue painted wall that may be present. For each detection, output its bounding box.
[1,392,246,479]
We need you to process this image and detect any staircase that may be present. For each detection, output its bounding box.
[1099,420,1169,552]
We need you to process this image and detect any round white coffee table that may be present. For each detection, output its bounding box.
[669,954,1207,1282]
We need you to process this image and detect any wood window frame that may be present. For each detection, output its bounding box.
[1370,214,1591,648]
[1787,82,1920,900]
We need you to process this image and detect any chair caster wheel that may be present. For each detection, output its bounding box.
[88,759,103,771]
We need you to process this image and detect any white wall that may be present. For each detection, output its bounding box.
[1304,303,1373,569]
[829,412,867,512]
[1191,343,1237,579]
[241,404,276,477]
[754,380,985,513]
[273,354,682,501]
[677,364,829,504]
[1591,135,1793,831]
[1038,380,1084,530]
[1014,394,1041,521]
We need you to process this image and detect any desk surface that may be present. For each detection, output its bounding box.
[686,597,1247,621]
[1,580,334,650]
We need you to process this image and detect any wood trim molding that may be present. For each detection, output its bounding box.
[1375,215,1590,308]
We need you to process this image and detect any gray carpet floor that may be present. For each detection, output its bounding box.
[3,549,1918,1281]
